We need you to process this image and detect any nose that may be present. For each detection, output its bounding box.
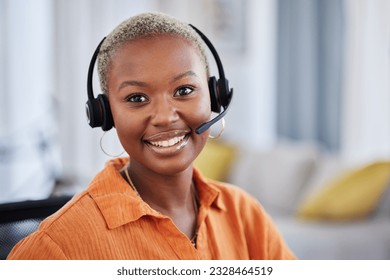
[150,97,179,127]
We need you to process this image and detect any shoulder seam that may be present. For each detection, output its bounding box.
[39,191,92,231]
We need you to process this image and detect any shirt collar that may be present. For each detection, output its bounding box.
[88,158,226,230]
[192,167,227,212]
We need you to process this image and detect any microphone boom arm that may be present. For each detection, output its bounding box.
[195,90,232,134]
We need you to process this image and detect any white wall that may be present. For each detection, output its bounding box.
[341,0,390,164]
[0,0,59,202]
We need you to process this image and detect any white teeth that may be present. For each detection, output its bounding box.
[149,135,186,148]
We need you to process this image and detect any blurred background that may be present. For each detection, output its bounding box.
[0,0,389,259]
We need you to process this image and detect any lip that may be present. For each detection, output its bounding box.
[144,130,191,155]
[144,130,190,142]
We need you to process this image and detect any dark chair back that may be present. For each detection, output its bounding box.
[0,196,72,259]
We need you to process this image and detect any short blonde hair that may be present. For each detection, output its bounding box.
[97,12,209,94]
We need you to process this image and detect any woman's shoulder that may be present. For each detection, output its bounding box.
[194,167,262,208]
[38,190,100,233]
[42,156,130,229]
[6,191,99,259]
[195,174,267,222]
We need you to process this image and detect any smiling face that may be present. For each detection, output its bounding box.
[107,35,211,176]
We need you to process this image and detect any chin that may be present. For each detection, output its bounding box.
[151,161,194,177]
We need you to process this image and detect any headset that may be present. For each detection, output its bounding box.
[85,24,233,134]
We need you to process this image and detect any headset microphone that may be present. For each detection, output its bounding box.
[86,24,233,134]
[195,97,231,134]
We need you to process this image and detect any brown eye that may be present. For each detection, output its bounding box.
[126,94,148,103]
[174,86,194,97]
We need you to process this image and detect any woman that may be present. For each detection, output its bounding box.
[8,12,295,260]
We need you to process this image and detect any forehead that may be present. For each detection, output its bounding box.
[116,35,203,60]
[108,35,207,79]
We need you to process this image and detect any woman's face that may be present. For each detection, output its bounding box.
[107,35,211,175]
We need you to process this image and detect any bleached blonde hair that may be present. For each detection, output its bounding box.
[97,12,210,94]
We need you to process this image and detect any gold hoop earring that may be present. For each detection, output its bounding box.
[99,131,125,157]
[208,118,225,139]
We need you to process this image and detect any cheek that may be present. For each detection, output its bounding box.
[109,104,144,149]
[188,95,211,150]
[187,92,212,130]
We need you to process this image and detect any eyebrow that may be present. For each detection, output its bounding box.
[171,70,198,83]
[118,80,148,91]
[118,71,199,91]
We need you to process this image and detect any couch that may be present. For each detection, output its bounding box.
[195,140,390,260]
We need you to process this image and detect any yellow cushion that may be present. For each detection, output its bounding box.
[297,161,390,220]
[194,140,236,182]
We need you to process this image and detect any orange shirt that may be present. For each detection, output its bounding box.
[7,158,295,260]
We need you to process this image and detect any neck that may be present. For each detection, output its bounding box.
[125,161,195,212]
[121,160,199,243]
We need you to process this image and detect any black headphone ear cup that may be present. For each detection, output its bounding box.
[85,98,104,128]
[208,76,221,113]
[97,94,114,131]
[217,78,231,108]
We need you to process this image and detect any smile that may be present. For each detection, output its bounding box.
[149,135,187,148]
[144,130,191,154]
